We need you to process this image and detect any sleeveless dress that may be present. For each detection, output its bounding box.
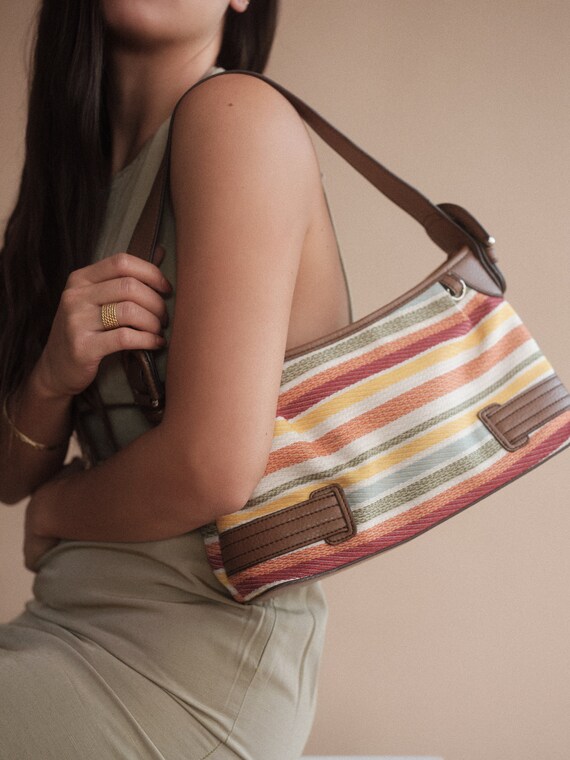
[0,65,330,760]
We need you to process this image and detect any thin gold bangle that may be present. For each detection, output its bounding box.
[2,394,68,453]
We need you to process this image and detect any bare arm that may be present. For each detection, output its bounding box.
[26,74,319,549]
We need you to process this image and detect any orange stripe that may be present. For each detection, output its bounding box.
[234,415,569,581]
[216,358,551,531]
[265,321,531,475]
[278,291,489,407]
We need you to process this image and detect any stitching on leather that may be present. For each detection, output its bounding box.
[226,516,348,574]
[479,405,520,451]
[221,500,340,548]
[220,490,340,540]
[502,396,570,436]
[510,406,570,445]
[484,377,556,421]
[507,403,570,450]
[326,482,356,538]
[493,386,560,430]
[488,378,562,426]
[225,515,346,564]
[480,395,570,451]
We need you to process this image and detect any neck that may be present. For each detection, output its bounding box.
[106,35,221,176]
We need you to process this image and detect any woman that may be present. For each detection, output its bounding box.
[0,1,352,758]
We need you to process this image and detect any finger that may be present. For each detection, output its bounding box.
[95,301,165,334]
[95,327,167,356]
[153,244,166,267]
[94,278,169,323]
[69,252,172,293]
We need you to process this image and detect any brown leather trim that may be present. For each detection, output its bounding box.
[220,483,356,576]
[422,261,501,304]
[448,255,503,298]
[121,68,507,416]
[438,203,498,263]
[283,245,500,361]
[478,373,570,451]
[126,153,168,264]
[122,351,165,423]
[244,438,570,603]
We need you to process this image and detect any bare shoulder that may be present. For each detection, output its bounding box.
[170,71,319,182]
[176,70,297,114]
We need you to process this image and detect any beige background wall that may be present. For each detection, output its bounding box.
[1,2,569,759]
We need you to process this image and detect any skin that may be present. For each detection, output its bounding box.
[0,0,351,571]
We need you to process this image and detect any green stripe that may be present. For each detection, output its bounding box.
[281,290,453,385]
[201,436,502,543]
[355,437,501,525]
[245,349,543,509]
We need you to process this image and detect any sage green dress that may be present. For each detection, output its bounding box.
[0,65,328,760]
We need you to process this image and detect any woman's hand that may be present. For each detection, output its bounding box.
[23,457,86,571]
[34,248,172,399]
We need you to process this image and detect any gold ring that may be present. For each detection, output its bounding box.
[101,302,120,331]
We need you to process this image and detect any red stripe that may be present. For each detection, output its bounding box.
[277,292,494,411]
[231,418,570,597]
[278,294,500,419]
[265,321,530,476]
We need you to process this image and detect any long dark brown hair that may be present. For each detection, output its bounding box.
[0,0,279,405]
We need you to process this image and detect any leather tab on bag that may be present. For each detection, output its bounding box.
[219,483,356,576]
[479,373,570,451]
[437,202,505,292]
[438,203,498,262]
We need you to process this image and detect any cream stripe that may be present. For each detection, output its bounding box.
[216,357,550,530]
[280,284,454,387]
[269,351,550,493]
[355,437,503,528]
[274,298,514,437]
[246,350,545,507]
[274,308,525,446]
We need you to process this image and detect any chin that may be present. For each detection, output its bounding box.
[101,0,227,49]
[101,0,175,46]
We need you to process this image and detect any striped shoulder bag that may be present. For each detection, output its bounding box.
[123,69,570,603]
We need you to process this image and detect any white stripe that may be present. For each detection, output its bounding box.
[272,300,519,445]
[279,284,457,392]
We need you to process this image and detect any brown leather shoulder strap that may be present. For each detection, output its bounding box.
[127,69,502,276]
[123,68,505,424]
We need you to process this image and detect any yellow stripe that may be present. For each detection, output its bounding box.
[274,300,516,437]
[217,357,551,530]
[333,358,552,492]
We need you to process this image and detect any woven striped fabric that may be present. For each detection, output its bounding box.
[202,280,570,603]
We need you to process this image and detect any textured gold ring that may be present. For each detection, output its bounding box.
[101,302,120,331]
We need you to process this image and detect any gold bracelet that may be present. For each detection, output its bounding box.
[2,394,68,452]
